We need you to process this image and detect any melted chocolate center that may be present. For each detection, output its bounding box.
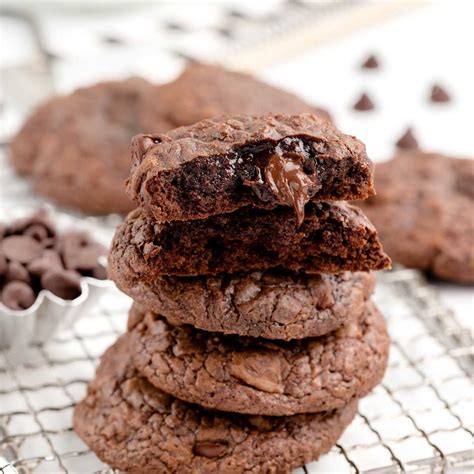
[242,138,320,225]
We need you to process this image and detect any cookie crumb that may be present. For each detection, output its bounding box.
[361,54,379,69]
[395,127,418,149]
[430,84,451,103]
[353,93,375,111]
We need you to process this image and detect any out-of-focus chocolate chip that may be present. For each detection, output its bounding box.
[353,92,375,111]
[91,264,107,280]
[1,281,36,310]
[194,441,228,458]
[361,54,379,69]
[28,250,63,276]
[1,235,43,264]
[24,224,49,242]
[430,83,451,103]
[164,21,187,32]
[102,35,123,45]
[0,252,7,276]
[64,243,106,272]
[7,209,55,237]
[395,127,419,149]
[41,269,82,300]
[5,261,31,284]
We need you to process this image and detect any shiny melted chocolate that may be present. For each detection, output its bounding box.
[242,138,320,225]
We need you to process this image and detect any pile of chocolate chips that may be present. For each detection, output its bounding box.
[0,210,107,311]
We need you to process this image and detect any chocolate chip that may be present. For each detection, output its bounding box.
[1,281,36,310]
[62,238,106,272]
[91,264,107,280]
[1,235,43,264]
[5,261,31,284]
[41,269,82,300]
[7,209,55,237]
[164,21,187,32]
[395,127,419,149]
[28,250,63,276]
[217,27,234,38]
[24,224,49,242]
[0,252,7,276]
[361,54,379,69]
[194,441,228,458]
[102,36,123,45]
[430,83,451,103]
[353,92,375,111]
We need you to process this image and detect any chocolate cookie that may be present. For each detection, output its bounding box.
[10,64,330,216]
[74,335,357,474]
[108,202,390,278]
[159,63,331,126]
[123,271,374,341]
[358,151,474,284]
[129,302,388,416]
[127,113,374,223]
[10,79,172,214]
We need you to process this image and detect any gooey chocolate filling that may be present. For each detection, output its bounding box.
[233,137,323,224]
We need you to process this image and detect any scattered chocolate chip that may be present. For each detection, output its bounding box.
[28,250,63,277]
[396,127,419,150]
[353,92,375,111]
[170,50,196,63]
[361,54,379,69]
[164,21,187,32]
[102,36,123,45]
[45,50,61,62]
[430,83,451,103]
[227,9,247,19]
[41,269,82,300]
[194,441,228,458]
[1,281,36,310]
[1,235,43,264]
[5,261,31,284]
[216,26,234,38]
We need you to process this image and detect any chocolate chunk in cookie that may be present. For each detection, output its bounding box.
[122,270,374,340]
[129,302,388,416]
[127,113,374,223]
[109,202,390,278]
[358,151,474,283]
[73,335,357,474]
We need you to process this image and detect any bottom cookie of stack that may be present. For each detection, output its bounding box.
[74,335,358,474]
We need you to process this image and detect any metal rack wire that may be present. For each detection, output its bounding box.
[1,268,473,473]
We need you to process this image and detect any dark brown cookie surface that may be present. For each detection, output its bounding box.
[109,202,390,278]
[10,64,331,216]
[73,335,357,474]
[159,63,331,126]
[358,151,474,284]
[127,113,374,223]
[10,79,171,215]
[129,302,388,416]
[123,270,374,341]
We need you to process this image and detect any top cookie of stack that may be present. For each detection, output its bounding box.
[109,112,391,339]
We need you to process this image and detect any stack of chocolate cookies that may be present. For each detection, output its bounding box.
[74,113,391,473]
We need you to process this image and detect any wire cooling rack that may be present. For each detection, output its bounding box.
[1,267,473,474]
